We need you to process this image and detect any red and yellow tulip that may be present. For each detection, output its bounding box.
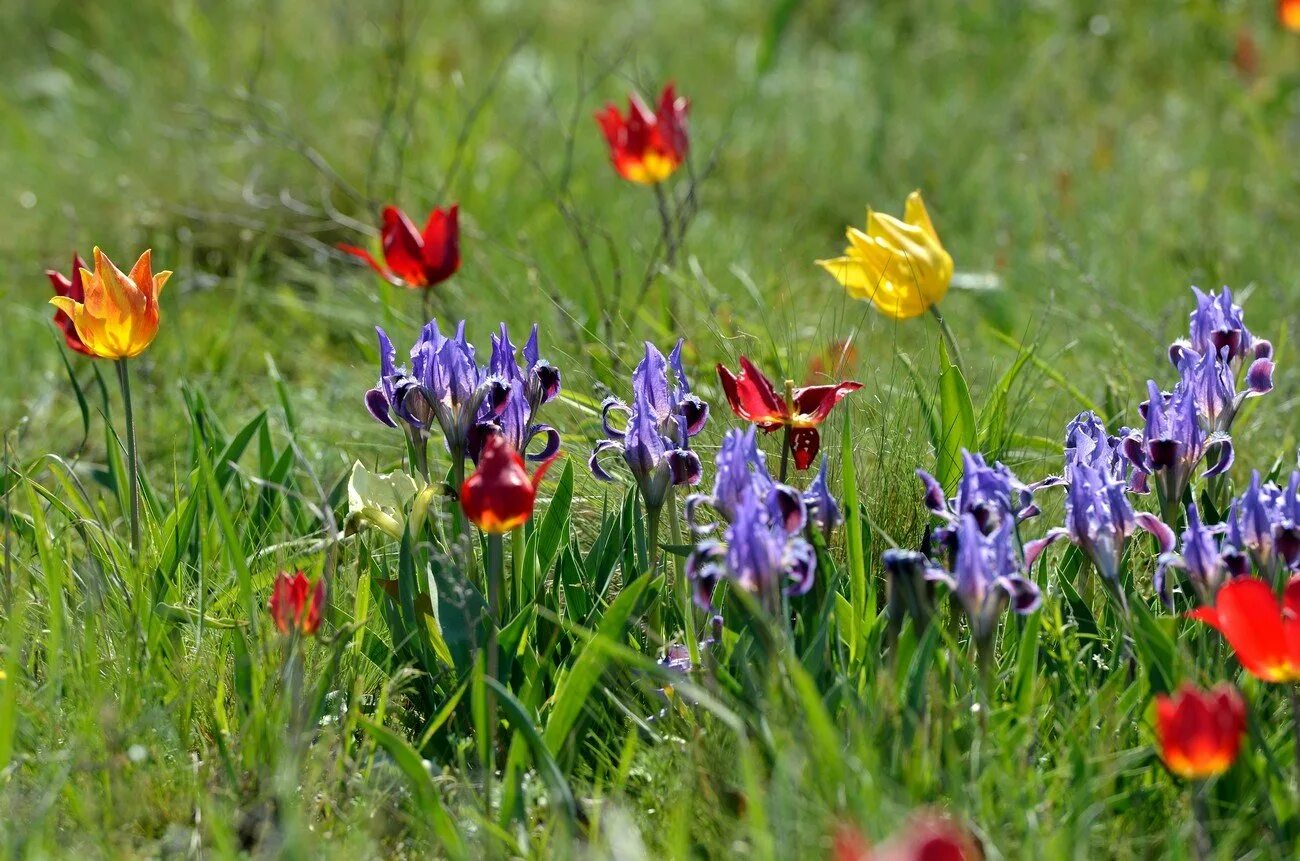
[1155,683,1246,780]
[595,84,689,185]
[48,247,170,359]
[460,432,557,534]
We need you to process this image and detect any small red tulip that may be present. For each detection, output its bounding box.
[1155,683,1246,780]
[269,571,325,636]
[1281,0,1300,32]
[832,814,980,861]
[46,254,93,356]
[340,204,460,289]
[1187,576,1300,683]
[717,356,862,470]
[461,432,558,534]
[595,83,689,184]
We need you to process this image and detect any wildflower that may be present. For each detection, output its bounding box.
[919,450,1055,550]
[1188,576,1300,683]
[1170,287,1272,373]
[479,323,562,462]
[269,571,325,636]
[594,83,689,184]
[833,813,982,861]
[47,247,170,359]
[1224,471,1300,575]
[1155,504,1245,607]
[345,462,427,539]
[685,427,803,534]
[716,356,861,472]
[816,190,953,321]
[1155,683,1246,780]
[804,455,843,541]
[1284,0,1300,32]
[460,432,557,534]
[926,514,1041,650]
[46,253,92,356]
[688,485,815,612]
[1176,345,1272,434]
[340,204,460,289]
[1122,380,1232,520]
[883,548,938,635]
[591,340,707,511]
[1025,461,1173,602]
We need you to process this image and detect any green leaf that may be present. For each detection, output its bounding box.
[977,347,1034,457]
[530,459,573,578]
[484,678,578,828]
[987,328,1102,416]
[841,415,868,663]
[937,356,977,494]
[359,717,464,858]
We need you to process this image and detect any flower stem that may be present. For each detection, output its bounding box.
[779,425,792,484]
[929,304,965,374]
[1290,685,1300,796]
[1191,780,1211,861]
[646,502,664,648]
[668,491,699,667]
[116,359,141,552]
[484,531,505,812]
[653,182,678,269]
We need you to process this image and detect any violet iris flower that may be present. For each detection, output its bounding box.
[1026,461,1174,602]
[1122,380,1233,520]
[804,455,843,541]
[474,323,561,462]
[685,426,803,535]
[918,450,1057,551]
[924,514,1040,649]
[590,340,707,511]
[1169,287,1273,374]
[1177,346,1272,434]
[1224,470,1300,574]
[883,548,937,635]
[687,483,816,612]
[1155,503,1245,607]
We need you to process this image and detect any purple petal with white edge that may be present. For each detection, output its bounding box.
[1122,435,1148,473]
[1247,357,1274,395]
[668,338,691,399]
[1254,339,1273,360]
[999,575,1042,614]
[633,342,672,423]
[523,323,540,369]
[768,484,807,533]
[782,539,817,598]
[667,448,703,486]
[916,469,948,514]
[1203,437,1234,478]
[1134,511,1176,554]
[525,425,561,462]
[600,397,631,439]
[1024,528,1069,568]
[365,387,397,427]
[684,493,718,535]
[1153,553,1178,608]
[678,394,709,437]
[588,439,624,482]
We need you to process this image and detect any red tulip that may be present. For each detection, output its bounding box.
[1281,0,1300,32]
[832,814,980,861]
[1154,683,1246,780]
[1187,576,1300,683]
[461,432,558,534]
[46,254,93,356]
[595,83,689,184]
[717,356,862,470]
[340,204,460,289]
[269,571,325,636]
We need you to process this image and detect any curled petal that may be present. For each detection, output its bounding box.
[1246,357,1274,396]
[684,493,718,535]
[365,387,397,428]
[1025,527,1069,569]
[601,397,631,439]
[678,394,710,437]
[1203,437,1234,478]
[1122,435,1149,473]
[791,381,863,425]
[525,424,561,462]
[916,469,948,514]
[1135,511,1177,554]
[999,574,1042,614]
[1254,339,1274,361]
[530,361,563,405]
[588,439,624,482]
[768,485,807,533]
[783,539,817,598]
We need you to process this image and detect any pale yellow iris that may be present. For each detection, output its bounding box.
[816,190,953,320]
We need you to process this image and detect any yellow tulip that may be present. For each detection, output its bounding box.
[816,190,953,320]
[49,247,170,359]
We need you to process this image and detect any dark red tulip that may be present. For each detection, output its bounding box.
[717,356,861,470]
[340,205,460,289]
[46,254,93,356]
[269,570,325,636]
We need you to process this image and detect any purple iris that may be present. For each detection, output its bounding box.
[1224,470,1300,574]
[1122,379,1233,519]
[1170,287,1272,373]
[1025,461,1174,601]
[1155,503,1245,607]
[803,455,843,541]
[474,323,561,462]
[1176,345,1272,434]
[590,340,707,511]
[923,514,1040,648]
[687,484,815,612]
[918,450,1056,553]
[883,548,936,634]
[365,321,511,464]
[685,426,803,536]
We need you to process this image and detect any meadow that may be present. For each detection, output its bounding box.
[2,0,1300,857]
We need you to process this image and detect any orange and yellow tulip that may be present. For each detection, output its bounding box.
[817,191,953,321]
[48,247,170,359]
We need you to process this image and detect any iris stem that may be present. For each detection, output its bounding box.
[646,502,664,649]
[116,359,141,552]
[485,530,505,813]
[928,304,965,374]
[668,491,699,668]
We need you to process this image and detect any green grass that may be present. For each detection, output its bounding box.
[2,0,1300,856]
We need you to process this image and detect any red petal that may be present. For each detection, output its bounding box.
[789,427,820,471]
[792,381,863,426]
[339,243,392,281]
[379,206,429,287]
[1208,578,1291,681]
[420,204,460,286]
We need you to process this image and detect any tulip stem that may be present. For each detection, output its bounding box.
[1190,781,1211,861]
[116,359,141,552]
[653,182,678,269]
[779,426,792,484]
[485,531,505,811]
[1290,685,1300,796]
[929,304,965,374]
